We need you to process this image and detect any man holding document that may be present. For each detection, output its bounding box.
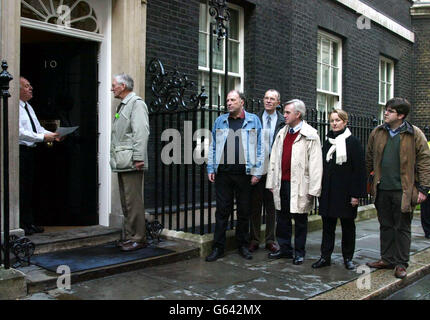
[19,77,64,235]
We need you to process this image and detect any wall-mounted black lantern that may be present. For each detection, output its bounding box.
[209,0,230,48]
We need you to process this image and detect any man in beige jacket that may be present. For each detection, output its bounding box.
[110,73,150,252]
[266,99,323,265]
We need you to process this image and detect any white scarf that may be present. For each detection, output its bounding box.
[326,127,351,165]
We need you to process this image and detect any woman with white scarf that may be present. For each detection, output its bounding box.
[312,109,367,270]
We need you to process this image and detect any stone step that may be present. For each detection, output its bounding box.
[27,226,122,255]
[19,238,200,295]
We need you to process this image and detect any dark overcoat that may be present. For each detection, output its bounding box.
[318,129,367,219]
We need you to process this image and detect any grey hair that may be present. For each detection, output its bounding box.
[265,89,281,102]
[285,99,306,119]
[114,73,134,91]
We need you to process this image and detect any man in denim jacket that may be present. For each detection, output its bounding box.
[206,90,265,262]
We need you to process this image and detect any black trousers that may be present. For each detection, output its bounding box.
[421,197,430,238]
[19,145,36,226]
[213,172,252,249]
[276,180,308,257]
[320,217,356,260]
[250,175,276,245]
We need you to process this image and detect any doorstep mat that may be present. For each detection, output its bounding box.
[31,242,174,273]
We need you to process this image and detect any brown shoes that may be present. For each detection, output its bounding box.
[265,242,279,253]
[394,266,407,279]
[366,260,395,269]
[120,241,148,252]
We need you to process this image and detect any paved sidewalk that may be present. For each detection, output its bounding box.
[23,215,430,300]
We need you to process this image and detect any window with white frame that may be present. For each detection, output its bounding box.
[198,1,244,108]
[316,31,342,118]
[379,57,394,120]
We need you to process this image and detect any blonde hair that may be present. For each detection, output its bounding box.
[329,109,348,123]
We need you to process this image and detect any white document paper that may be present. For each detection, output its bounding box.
[56,126,79,137]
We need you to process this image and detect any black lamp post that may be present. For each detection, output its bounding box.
[0,61,13,269]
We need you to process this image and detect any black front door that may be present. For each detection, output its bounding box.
[21,40,99,226]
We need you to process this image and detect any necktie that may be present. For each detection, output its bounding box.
[267,116,273,146]
[289,128,295,134]
[116,102,123,113]
[24,103,37,133]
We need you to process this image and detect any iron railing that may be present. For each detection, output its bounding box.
[146,60,383,235]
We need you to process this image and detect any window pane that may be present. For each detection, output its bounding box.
[322,39,330,64]
[387,63,392,84]
[380,83,386,103]
[327,95,335,112]
[332,42,338,67]
[228,8,239,40]
[332,67,338,93]
[386,83,392,100]
[380,61,386,82]
[317,93,326,112]
[212,36,224,70]
[199,3,207,32]
[212,75,220,106]
[317,39,321,63]
[228,41,239,73]
[322,65,330,91]
[199,33,207,67]
[317,63,321,90]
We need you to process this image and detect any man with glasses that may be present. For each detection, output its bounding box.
[249,89,285,254]
[366,97,430,279]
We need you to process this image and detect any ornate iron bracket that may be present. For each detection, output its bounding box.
[148,58,207,112]
[2,235,36,268]
[146,220,164,244]
[209,0,230,48]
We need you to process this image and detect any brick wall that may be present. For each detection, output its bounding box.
[144,0,416,211]
[412,17,430,133]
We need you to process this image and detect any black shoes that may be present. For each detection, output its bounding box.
[312,257,331,269]
[293,256,304,265]
[238,246,253,260]
[268,250,293,259]
[344,259,356,270]
[206,247,224,262]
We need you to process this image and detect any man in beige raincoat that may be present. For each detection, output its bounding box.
[266,99,323,265]
[110,73,150,252]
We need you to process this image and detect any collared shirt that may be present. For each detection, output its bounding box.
[384,121,406,138]
[116,92,136,114]
[289,121,303,134]
[262,110,277,135]
[229,109,245,120]
[19,100,50,147]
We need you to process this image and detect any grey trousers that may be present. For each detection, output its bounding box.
[375,190,413,268]
[118,171,147,243]
[250,175,276,245]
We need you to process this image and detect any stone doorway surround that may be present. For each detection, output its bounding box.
[0,0,148,235]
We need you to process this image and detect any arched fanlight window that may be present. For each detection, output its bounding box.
[21,0,99,33]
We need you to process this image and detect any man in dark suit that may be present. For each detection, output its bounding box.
[249,89,285,253]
